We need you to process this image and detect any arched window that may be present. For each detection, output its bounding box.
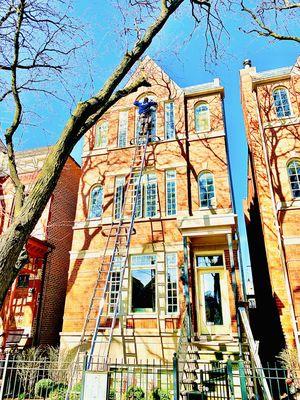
[272,88,292,118]
[287,160,300,198]
[198,171,215,208]
[95,122,108,148]
[89,185,103,219]
[195,103,210,132]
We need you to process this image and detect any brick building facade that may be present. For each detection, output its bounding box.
[0,146,81,349]
[242,58,300,361]
[61,58,242,362]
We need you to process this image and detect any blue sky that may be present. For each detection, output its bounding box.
[1,1,299,283]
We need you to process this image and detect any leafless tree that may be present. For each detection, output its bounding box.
[241,0,300,43]
[0,0,241,307]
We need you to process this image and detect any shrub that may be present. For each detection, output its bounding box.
[150,388,171,400]
[35,378,55,399]
[48,386,67,400]
[126,385,145,399]
[109,388,117,400]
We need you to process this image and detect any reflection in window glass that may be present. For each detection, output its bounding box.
[166,170,177,216]
[95,122,108,148]
[273,88,292,118]
[17,274,30,288]
[203,272,223,325]
[198,172,215,208]
[196,255,223,267]
[131,255,156,313]
[118,111,128,147]
[166,253,178,313]
[165,102,175,139]
[114,177,125,220]
[89,186,103,219]
[287,160,300,198]
[195,103,210,132]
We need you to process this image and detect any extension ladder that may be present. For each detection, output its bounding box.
[66,130,155,398]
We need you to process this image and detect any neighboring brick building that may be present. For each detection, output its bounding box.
[242,58,300,361]
[0,145,81,349]
[61,57,242,363]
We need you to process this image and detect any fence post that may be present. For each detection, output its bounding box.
[238,360,248,400]
[227,360,235,400]
[0,352,10,400]
[173,352,179,400]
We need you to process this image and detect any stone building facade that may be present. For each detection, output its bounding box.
[242,58,300,361]
[0,146,81,349]
[61,57,242,362]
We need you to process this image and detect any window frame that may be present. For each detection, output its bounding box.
[164,101,175,140]
[166,253,179,315]
[108,257,125,315]
[194,102,210,133]
[88,185,103,220]
[198,171,216,209]
[129,254,157,315]
[132,173,158,219]
[165,170,177,216]
[114,176,125,220]
[118,110,128,148]
[287,159,300,199]
[272,87,293,119]
[95,121,108,149]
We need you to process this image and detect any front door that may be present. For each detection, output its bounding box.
[195,253,231,336]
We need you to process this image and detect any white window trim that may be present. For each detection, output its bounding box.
[194,102,211,133]
[129,254,157,316]
[165,170,177,217]
[165,253,179,316]
[272,87,293,120]
[198,171,216,209]
[118,111,128,148]
[88,185,103,220]
[164,101,175,140]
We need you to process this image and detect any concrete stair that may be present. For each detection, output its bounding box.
[179,337,248,400]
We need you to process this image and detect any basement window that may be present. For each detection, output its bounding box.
[130,255,156,313]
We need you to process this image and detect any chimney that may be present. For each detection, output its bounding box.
[243,59,252,69]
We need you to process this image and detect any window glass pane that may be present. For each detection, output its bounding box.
[132,174,142,218]
[198,172,215,208]
[287,160,300,198]
[114,177,125,219]
[145,174,157,217]
[272,88,292,118]
[196,255,223,267]
[203,272,223,325]
[89,186,103,219]
[166,170,177,216]
[195,103,210,132]
[17,274,30,288]
[96,122,108,148]
[118,111,128,147]
[166,253,178,313]
[165,102,175,139]
[131,269,156,313]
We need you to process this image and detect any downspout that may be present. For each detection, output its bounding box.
[184,95,192,216]
[253,89,300,363]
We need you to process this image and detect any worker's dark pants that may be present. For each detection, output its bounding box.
[139,113,152,135]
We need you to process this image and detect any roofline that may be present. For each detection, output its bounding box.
[184,85,224,98]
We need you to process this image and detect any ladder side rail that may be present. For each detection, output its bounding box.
[104,133,151,362]
[239,307,272,400]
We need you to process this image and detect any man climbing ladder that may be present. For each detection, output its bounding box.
[134,97,157,136]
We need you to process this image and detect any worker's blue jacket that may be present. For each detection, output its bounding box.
[134,100,157,115]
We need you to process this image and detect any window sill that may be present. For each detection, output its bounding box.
[263,116,300,129]
[277,199,300,210]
